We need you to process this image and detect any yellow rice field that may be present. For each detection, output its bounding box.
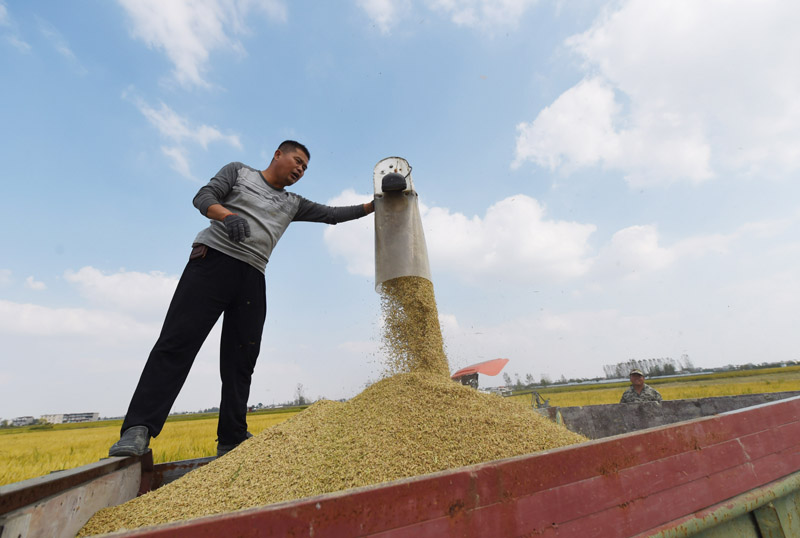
[0,412,299,486]
[511,368,800,408]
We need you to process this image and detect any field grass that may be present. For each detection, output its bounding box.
[0,409,301,486]
[509,366,800,408]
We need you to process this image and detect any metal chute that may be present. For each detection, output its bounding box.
[373,156,431,291]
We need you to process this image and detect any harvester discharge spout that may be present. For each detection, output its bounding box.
[373,157,432,291]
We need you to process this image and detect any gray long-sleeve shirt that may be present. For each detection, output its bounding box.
[192,162,367,273]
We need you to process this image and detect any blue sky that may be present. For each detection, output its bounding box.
[2,0,800,420]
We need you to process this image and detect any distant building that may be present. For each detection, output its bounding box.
[39,412,99,424]
[63,412,99,423]
[12,416,35,427]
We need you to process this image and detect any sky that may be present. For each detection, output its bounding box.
[2,0,800,420]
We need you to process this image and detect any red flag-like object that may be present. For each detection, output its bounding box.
[450,358,509,379]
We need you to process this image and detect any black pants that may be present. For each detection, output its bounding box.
[121,247,266,445]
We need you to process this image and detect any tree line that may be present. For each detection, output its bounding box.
[602,354,697,379]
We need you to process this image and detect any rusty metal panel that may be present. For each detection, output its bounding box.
[693,515,760,538]
[640,471,800,537]
[765,490,800,537]
[0,463,141,538]
[0,452,150,516]
[754,502,788,538]
[150,457,215,490]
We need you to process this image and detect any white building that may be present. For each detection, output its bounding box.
[12,416,36,427]
[38,412,99,424]
[63,412,99,423]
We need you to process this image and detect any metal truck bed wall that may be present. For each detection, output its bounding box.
[535,390,800,439]
[3,396,800,537]
[0,455,212,538]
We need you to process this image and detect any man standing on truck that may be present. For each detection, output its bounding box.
[109,140,374,458]
[620,369,663,403]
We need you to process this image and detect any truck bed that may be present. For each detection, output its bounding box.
[3,395,800,537]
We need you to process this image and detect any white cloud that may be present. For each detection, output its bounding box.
[37,18,86,74]
[161,146,193,178]
[135,98,242,149]
[515,0,800,185]
[514,77,623,172]
[125,93,242,179]
[598,225,676,280]
[357,0,410,34]
[514,77,713,186]
[337,340,377,354]
[5,34,30,52]
[430,0,539,28]
[590,218,785,282]
[0,262,235,417]
[24,276,46,291]
[324,191,596,284]
[63,266,178,317]
[323,189,376,276]
[358,0,538,33]
[117,0,287,88]
[424,195,596,283]
[1,2,31,52]
[0,299,154,340]
[0,295,223,418]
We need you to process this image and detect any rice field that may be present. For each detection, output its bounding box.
[510,366,800,408]
[0,410,300,486]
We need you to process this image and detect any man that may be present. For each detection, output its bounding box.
[619,369,663,403]
[109,140,374,458]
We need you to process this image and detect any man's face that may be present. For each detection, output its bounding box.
[272,148,309,188]
[630,373,645,389]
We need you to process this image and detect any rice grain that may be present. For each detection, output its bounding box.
[79,275,585,536]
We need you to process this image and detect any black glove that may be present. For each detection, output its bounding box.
[223,213,251,242]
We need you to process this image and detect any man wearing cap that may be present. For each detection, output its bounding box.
[620,369,663,403]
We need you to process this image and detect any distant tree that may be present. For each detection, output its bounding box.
[539,374,551,387]
[604,357,687,378]
[502,373,512,386]
[513,373,524,390]
[295,383,308,406]
[524,373,535,386]
[679,354,696,371]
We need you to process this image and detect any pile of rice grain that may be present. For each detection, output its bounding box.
[79,276,586,536]
[80,373,585,535]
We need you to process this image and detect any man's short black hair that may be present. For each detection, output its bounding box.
[278,140,310,160]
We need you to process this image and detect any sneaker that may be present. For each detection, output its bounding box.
[108,425,150,457]
[216,431,253,457]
